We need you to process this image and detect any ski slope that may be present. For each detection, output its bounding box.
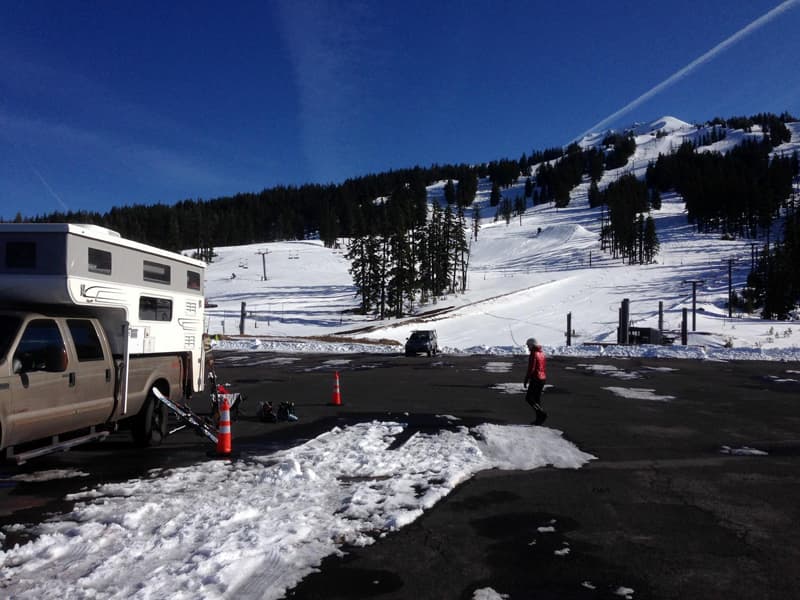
[203,117,800,359]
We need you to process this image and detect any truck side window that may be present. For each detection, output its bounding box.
[139,296,173,321]
[67,319,105,361]
[14,319,67,373]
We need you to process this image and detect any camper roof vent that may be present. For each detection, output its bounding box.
[79,224,121,238]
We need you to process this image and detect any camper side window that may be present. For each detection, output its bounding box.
[6,242,36,269]
[139,296,173,322]
[187,270,201,290]
[143,260,171,284]
[88,248,112,275]
[67,319,105,361]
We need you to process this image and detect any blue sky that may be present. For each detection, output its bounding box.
[1,0,799,220]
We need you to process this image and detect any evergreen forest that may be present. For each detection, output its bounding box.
[5,113,799,319]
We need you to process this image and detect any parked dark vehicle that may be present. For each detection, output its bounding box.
[405,330,438,357]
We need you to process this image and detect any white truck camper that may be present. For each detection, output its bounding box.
[0,223,207,462]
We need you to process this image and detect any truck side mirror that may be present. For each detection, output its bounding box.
[13,352,35,373]
[45,345,68,372]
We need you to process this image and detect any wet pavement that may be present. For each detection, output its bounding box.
[2,353,800,599]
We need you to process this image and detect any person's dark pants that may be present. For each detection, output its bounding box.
[525,379,547,425]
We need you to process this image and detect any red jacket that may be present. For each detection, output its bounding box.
[525,348,546,382]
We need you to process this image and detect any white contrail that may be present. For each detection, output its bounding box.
[0,121,70,214]
[29,165,69,213]
[577,0,800,139]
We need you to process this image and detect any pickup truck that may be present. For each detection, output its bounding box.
[0,310,185,463]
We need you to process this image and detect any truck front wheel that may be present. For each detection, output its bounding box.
[132,389,169,447]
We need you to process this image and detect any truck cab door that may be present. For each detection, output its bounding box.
[7,318,75,446]
[64,318,115,423]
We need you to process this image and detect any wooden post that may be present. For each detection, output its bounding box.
[619,299,630,345]
[566,312,572,347]
[681,308,688,345]
[728,258,733,318]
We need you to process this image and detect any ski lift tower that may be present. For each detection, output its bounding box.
[682,279,705,331]
[256,249,270,281]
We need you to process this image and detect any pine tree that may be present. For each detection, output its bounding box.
[442,206,456,292]
[346,235,375,314]
[490,182,501,207]
[524,177,533,199]
[387,231,415,317]
[318,201,339,248]
[643,216,659,263]
[649,188,662,211]
[500,198,513,225]
[377,234,390,319]
[472,206,481,241]
[456,206,470,291]
[636,214,645,264]
[416,231,432,305]
[514,195,526,224]
[426,204,448,299]
[444,179,456,205]
[456,171,478,207]
[588,180,602,208]
[587,148,604,182]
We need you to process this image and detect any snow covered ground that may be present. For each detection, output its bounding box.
[203,117,800,362]
[2,117,798,599]
[1,423,596,599]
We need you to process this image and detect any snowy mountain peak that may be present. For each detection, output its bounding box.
[633,116,693,136]
[578,116,694,149]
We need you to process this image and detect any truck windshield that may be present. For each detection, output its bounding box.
[0,315,22,362]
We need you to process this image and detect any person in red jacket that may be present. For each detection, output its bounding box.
[523,337,547,425]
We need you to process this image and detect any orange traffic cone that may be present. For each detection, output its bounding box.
[331,371,342,406]
[216,396,232,455]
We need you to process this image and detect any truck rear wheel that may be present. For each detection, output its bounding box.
[132,389,168,447]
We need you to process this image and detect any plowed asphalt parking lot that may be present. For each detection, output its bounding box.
[2,352,800,599]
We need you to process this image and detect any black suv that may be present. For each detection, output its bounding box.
[404,330,438,357]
